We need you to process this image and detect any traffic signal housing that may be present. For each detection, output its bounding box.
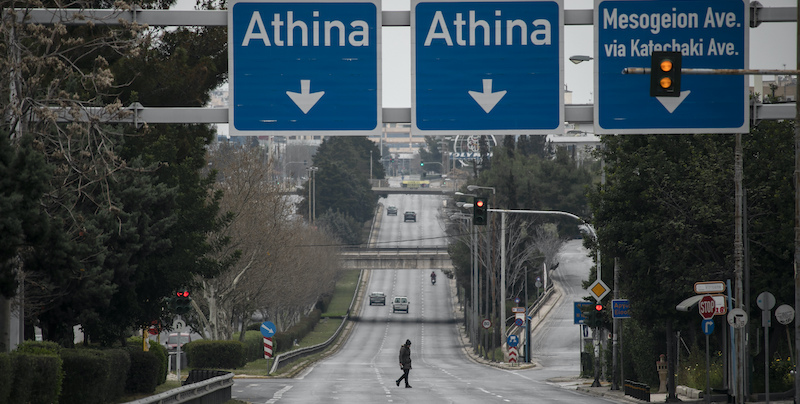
[583,302,605,328]
[174,290,192,315]
[473,197,488,226]
[650,51,682,97]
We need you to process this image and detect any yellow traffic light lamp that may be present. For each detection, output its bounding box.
[650,51,682,97]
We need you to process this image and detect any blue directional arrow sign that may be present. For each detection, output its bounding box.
[412,0,564,135]
[701,318,715,335]
[594,0,748,134]
[229,0,381,135]
[261,321,276,338]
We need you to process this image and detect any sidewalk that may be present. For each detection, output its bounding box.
[444,268,795,404]
[572,381,795,404]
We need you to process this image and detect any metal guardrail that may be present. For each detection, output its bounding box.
[506,284,555,335]
[268,269,365,374]
[122,372,233,404]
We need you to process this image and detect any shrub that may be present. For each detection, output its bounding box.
[28,354,63,404]
[0,353,12,403]
[149,341,169,385]
[126,350,160,394]
[104,349,131,399]
[184,340,246,369]
[273,309,322,355]
[59,349,112,404]
[127,337,168,385]
[15,340,62,355]
[235,330,265,363]
[8,353,33,404]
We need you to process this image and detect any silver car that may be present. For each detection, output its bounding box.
[369,291,386,305]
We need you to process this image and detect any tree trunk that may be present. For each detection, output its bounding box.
[0,297,10,352]
[666,321,678,401]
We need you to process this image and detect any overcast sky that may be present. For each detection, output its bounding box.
[181,0,797,107]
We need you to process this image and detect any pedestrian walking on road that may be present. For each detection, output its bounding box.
[396,339,412,388]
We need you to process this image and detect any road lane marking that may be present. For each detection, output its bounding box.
[265,385,292,404]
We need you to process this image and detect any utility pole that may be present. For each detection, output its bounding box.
[612,257,620,390]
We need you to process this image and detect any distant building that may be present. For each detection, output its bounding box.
[751,75,797,103]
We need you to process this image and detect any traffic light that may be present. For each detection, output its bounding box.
[583,302,604,328]
[650,51,682,97]
[420,162,424,167]
[174,290,192,315]
[473,197,488,226]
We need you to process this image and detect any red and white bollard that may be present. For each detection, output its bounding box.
[264,337,273,359]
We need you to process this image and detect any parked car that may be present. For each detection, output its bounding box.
[387,206,398,215]
[369,291,386,305]
[392,296,409,313]
[403,211,416,222]
[165,333,191,351]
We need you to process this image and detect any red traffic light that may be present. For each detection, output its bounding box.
[475,200,485,208]
[595,304,603,311]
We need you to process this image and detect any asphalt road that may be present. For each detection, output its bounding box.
[232,193,619,404]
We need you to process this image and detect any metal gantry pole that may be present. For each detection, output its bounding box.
[500,212,507,349]
[473,222,478,352]
[794,3,800,401]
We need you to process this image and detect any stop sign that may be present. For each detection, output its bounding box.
[699,295,716,319]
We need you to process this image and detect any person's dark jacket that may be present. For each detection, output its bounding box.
[399,344,412,370]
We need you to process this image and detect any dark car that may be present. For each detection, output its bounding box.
[404,212,416,222]
[387,206,398,215]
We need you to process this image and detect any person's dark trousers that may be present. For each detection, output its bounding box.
[396,369,411,387]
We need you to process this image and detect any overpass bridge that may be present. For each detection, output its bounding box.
[340,247,453,270]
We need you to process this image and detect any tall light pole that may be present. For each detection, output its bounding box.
[468,185,496,359]
[456,192,479,351]
[307,166,318,224]
[491,208,597,363]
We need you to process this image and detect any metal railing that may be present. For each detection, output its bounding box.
[122,372,233,404]
[268,269,365,374]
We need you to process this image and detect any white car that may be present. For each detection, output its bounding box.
[392,296,409,313]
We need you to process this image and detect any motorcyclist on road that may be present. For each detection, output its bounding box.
[430,271,436,283]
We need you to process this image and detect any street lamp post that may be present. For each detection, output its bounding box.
[468,185,497,359]
[489,208,598,367]
[456,192,479,352]
[307,166,319,224]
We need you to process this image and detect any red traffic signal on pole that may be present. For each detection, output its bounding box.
[473,197,488,225]
[174,290,192,314]
[595,303,603,311]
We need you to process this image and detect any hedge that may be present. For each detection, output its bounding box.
[59,349,119,404]
[236,330,265,363]
[273,309,322,355]
[125,350,160,394]
[127,337,168,385]
[184,340,246,369]
[4,352,61,404]
[0,353,11,403]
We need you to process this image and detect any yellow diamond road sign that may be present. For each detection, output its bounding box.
[588,279,610,302]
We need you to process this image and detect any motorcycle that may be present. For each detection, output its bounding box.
[431,276,436,285]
